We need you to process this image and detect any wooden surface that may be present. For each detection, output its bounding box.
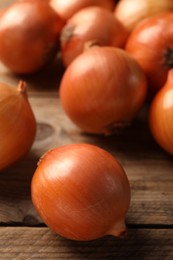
[0,1,173,259]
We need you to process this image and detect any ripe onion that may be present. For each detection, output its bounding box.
[125,12,173,95]
[0,81,36,171]
[115,0,173,32]
[31,143,131,241]
[60,6,128,66]
[149,69,173,156]
[0,0,65,74]
[50,0,115,21]
[60,46,147,135]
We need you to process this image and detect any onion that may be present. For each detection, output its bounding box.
[0,81,36,171]
[149,69,173,156]
[125,12,173,95]
[60,46,147,135]
[50,0,115,21]
[31,143,131,241]
[0,8,5,17]
[0,0,65,74]
[60,6,128,66]
[114,0,173,32]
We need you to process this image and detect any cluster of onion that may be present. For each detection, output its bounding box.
[45,1,173,240]
[0,80,131,241]
[47,1,147,136]
[0,0,173,244]
[0,0,132,242]
[0,0,65,171]
[114,0,173,156]
[124,12,173,156]
[31,0,138,242]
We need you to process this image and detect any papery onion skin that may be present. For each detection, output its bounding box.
[60,6,128,67]
[0,0,65,74]
[0,81,36,171]
[50,0,115,21]
[0,8,5,18]
[31,143,130,241]
[115,0,173,32]
[60,46,147,135]
[149,69,173,156]
[125,12,173,95]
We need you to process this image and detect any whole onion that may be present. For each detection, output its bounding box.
[0,0,65,74]
[31,143,131,241]
[0,81,36,171]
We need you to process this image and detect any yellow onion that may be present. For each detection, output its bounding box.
[114,0,173,32]
[31,143,131,241]
[0,0,65,74]
[60,6,128,66]
[0,81,36,171]
[149,69,173,156]
[59,46,147,135]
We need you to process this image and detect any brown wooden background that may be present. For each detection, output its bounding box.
[0,1,173,259]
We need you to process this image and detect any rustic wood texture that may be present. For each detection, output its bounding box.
[0,227,173,260]
[0,0,173,259]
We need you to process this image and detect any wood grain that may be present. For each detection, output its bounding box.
[0,228,173,260]
[0,227,173,260]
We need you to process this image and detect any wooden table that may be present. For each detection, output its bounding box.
[0,1,173,259]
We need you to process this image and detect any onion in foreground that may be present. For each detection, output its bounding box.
[31,143,131,241]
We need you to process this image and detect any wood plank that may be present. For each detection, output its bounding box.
[0,97,173,226]
[0,227,173,259]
